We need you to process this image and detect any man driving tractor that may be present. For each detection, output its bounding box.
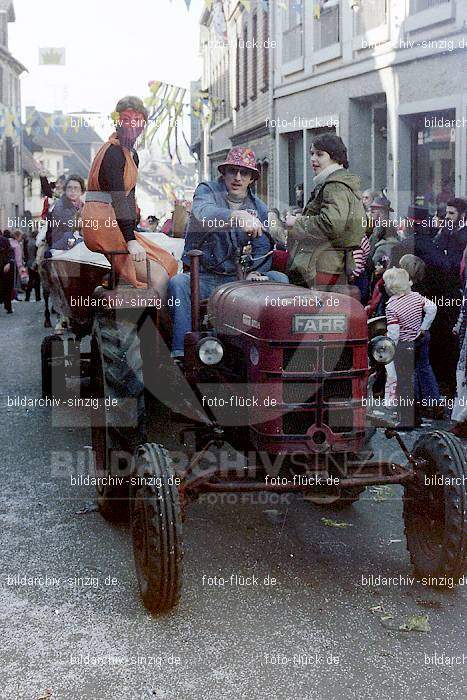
[168,147,288,358]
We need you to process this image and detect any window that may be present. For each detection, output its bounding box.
[262,6,269,90]
[222,56,229,119]
[405,0,453,32]
[257,161,269,203]
[234,37,240,110]
[288,132,304,206]
[410,0,449,12]
[242,25,248,105]
[314,0,340,51]
[283,0,303,63]
[410,109,455,214]
[356,0,387,34]
[216,63,220,123]
[251,13,258,99]
[0,13,7,47]
[5,137,14,172]
[225,55,230,115]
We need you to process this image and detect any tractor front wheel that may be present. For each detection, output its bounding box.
[131,443,183,614]
[403,430,466,585]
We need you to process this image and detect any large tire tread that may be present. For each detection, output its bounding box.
[91,313,146,522]
[41,335,65,399]
[131,443,183,614]
[404,430,466,584]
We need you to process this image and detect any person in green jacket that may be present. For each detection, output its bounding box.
[285,133,366,288]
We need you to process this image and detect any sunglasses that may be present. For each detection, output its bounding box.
[224,166,253,178]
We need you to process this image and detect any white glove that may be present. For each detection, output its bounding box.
[246,272,269,281]
[127,239,146,262]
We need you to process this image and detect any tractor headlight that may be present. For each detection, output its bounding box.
[369,335,395,365]
[198,338,224,365]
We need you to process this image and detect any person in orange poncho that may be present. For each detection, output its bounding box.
[82,96,177,293]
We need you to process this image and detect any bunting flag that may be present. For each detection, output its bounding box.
[39,47,66,65]
[162,181,175,200]
[212,0,227,40]
[146,75,228,162]
[174,0,253,13]
[1,107,90,142]
[144,79,193,163]
[0,106,21,143]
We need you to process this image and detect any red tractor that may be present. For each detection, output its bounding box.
[42,246,467,614]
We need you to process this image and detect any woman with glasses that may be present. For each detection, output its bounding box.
[46,174,85,252]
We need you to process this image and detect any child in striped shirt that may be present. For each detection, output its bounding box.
[383,267,439,428]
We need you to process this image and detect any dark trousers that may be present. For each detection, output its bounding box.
[394,334,440,426]
[429,304,459,395]
[414,331,440,404]
[25,267,41,301]
[394,340,417,426]
[353,272,370,305]
[0,270,14,312]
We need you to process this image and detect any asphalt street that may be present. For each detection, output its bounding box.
[0,300,465,700]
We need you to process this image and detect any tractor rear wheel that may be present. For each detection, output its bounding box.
[403,430,466,585]
[91,313,146,522]
[41,334,66,399]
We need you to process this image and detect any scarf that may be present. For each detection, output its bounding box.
[115,108,146,150]
[226,192,248,211]
[312,163,343,188]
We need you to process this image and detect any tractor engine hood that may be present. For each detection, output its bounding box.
[207,281,368,342]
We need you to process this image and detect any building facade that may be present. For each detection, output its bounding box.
[227,0,273,202]
[272,0,467,216]
[22,108,103,220]
[194,0,275,203]
[0,0,26,230]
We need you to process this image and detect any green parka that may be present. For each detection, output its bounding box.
[287,169,366,285]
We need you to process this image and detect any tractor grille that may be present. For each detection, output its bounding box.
[323,345,353,372]
[283,382,319,405]
[283,347,318,373]
[323,379,352,403]
[271,342,363,437]
[283,411,315,435]
[323,408,354,433]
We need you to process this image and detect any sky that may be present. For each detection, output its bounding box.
[9,0,205,135]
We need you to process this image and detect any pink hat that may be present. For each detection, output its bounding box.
[218,147,259,179]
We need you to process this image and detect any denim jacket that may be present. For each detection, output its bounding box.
[183,179,272,275]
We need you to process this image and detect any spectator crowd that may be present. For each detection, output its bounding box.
[1,127,466,436]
